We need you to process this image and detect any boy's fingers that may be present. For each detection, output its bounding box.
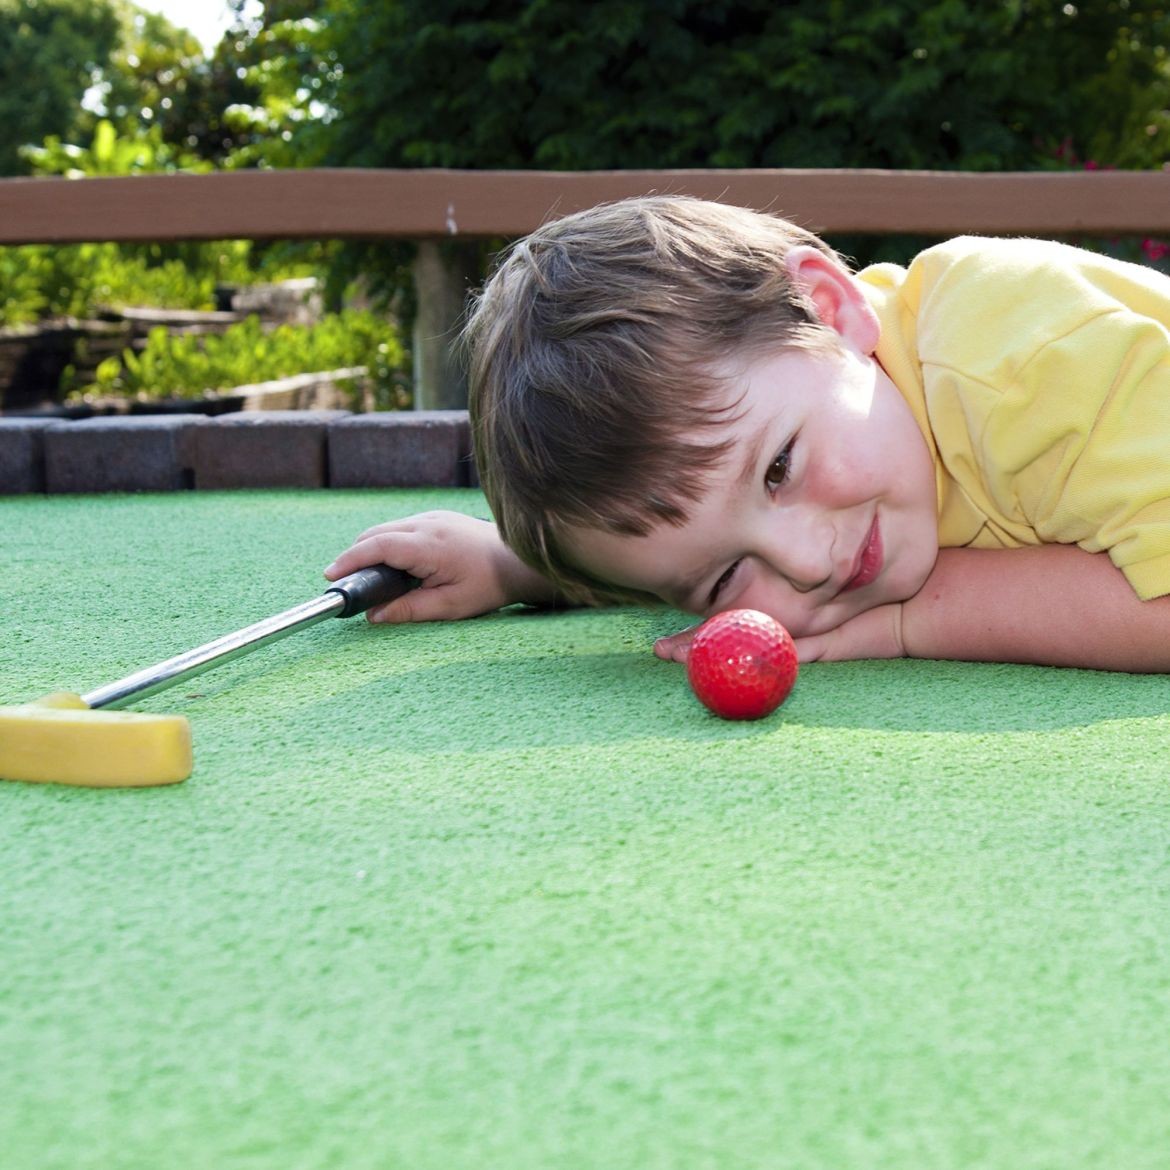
[366,583,478,625]
[365,594,422,624]
[323,543,377,581]
[792,634,827,662]
[325,533,436,583]
[355,520,411,544]
[354,510,462,544]
[653,626,698,663]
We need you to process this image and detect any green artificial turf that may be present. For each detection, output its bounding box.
[3,488,1170,1169]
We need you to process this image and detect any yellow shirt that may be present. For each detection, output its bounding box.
[860,236,1170,600]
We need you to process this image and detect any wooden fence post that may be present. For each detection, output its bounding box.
[411,240,480,410]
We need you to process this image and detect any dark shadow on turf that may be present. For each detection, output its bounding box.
[195,649,1170,754]
[791,658,1170,733]
[162,602,1170,744]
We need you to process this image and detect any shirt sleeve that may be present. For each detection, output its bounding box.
[907,237,1170,600]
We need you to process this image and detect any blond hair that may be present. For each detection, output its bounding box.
[466,195,846,603]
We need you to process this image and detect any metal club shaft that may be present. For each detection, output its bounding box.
[81,565,414,711]
[83,594,346,710]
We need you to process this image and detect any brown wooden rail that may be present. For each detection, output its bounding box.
[4,167,1170,407]
[2,167,1170,243]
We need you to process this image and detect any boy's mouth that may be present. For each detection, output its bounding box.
[842,517,883,593]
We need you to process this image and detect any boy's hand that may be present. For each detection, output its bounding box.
[324,511,558,623]
[654,603,906,665]
[787,603,906,662]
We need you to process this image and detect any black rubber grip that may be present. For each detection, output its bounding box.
[326,565,417,618]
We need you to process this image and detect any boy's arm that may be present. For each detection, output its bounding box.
[325,511,559,623]
[807,544,1170,672]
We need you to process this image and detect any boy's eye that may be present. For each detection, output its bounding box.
[765,440,795,488]
[708,559,741,607]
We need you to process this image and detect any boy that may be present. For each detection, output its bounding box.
[326,196,1170,671]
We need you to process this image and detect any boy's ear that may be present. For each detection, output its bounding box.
[784,246,880,354]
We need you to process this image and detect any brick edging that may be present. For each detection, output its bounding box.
[0,410,478,495]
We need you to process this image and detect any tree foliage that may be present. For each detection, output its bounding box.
[130,0,342,171]
[9,1,1169,179]
[0,0,120,174]
[0,0,217,175]
[101,2,246,164]
[0,0,302,174]
[312,0,1170,173]
[127,0,335,169]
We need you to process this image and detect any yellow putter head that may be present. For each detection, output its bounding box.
[0,692,192,788]
[1,565,416,790]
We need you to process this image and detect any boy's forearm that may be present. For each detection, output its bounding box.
[501,555,564,607]
[902,545,1170,671]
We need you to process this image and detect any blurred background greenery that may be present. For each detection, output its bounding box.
[3,0,1170,402]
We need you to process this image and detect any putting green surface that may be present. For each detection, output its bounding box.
[4,489,1170,1169]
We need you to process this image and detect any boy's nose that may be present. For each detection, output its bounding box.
[762,515,834,594]
[779,555,833,594]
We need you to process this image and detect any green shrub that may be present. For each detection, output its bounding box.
[77,309,407,407]
[0,239,323,325]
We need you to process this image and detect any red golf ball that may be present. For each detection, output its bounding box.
[685,609,798,720]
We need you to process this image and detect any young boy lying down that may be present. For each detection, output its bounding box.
[327,196,1170,672]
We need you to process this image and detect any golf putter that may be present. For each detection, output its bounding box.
[0,565,415,789]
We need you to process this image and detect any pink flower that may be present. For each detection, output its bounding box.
[1142,238,1169,262]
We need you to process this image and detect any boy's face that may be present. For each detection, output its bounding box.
[564,342,939,638]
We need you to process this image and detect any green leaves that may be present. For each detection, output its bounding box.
[79,309,406,402]
[314,0,1170,174]
[0,239,300,324]
[0,0,119,174]
[22,118,209,176]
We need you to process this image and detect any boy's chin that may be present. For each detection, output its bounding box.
[878,546,938,607]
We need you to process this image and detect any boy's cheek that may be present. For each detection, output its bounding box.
[735,597,823,640]
[788,608,844,638]
[726,584,812,638]
[732,578,889,639]
[792,595,891,639]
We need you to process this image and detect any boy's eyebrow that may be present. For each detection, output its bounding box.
[666,428,776,610]
[736,427,772,487]
[673,562,718,611]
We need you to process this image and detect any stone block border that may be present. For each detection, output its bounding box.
[0,410,477,495]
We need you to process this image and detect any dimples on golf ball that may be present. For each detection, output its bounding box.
[686,609,798,720]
